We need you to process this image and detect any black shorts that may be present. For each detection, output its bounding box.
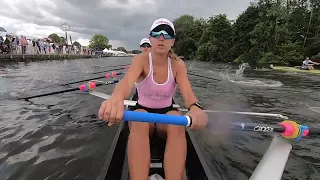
[128,90,179,114]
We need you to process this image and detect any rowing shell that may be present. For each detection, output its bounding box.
[91,91,294,180]
[96,97,216,180]
[270,65,320,75]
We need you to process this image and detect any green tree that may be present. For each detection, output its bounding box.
[131,50,141,54]
[48,33,61,43]
[73,41,81,48]
[116,47,127,53]
[230,5,262,63]
[198,14,233,62]
[169,0,320,65]
[88,34,111,50]
[60,36,67,45]
[173,15,206,60]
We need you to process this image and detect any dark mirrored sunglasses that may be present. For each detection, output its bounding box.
[150,30,174,39]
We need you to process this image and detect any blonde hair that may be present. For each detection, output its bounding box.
[168,50,181,61]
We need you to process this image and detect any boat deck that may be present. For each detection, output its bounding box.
[96,121,214,180]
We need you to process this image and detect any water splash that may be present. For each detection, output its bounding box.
[219,63,283,88]
[218,62,250,82]
[187,61,196,70]
[0,76,8,94]
[235,63,250,77]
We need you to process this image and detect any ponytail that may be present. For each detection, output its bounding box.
[168,50,181,61]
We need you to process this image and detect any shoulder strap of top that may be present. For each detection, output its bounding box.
[148,53,153,72]
[168,57,174,79]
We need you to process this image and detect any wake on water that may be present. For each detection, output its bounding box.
[307,105,320,114]
[218,63,283,88]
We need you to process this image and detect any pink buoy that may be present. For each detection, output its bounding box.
[88,81,96,90]
[112,72,117,78]
[105,73,111,79]
[78,81,97,92]
[79,84,86,91]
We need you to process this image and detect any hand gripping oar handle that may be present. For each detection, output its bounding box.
[122,111,192,127]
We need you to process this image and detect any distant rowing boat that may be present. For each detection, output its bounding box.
[270,65,320,75]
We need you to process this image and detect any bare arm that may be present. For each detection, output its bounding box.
[112,55,144,100]
[175,60,198,109]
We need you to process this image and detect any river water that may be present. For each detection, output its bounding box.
[0,57,319,180]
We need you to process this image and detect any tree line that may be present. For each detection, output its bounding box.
[173,0,320,65]
[48,33,141,54]
[88,34,141,54]
[52,0,320,63]
[48,33,81,49]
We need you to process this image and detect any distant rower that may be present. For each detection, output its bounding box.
[139,38,151,53]
[301,57,319,70]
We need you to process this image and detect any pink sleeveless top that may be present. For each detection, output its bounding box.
[136,53,176,109]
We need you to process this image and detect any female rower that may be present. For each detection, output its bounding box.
[98,18,208,180]
[139,38,151,53]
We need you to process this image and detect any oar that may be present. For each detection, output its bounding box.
[120,111,319,139]
[91,66,129,75]
[104,70,216,81]
[105,72,124,79]
[18,79,119,100]
[62,67,127,86]
[93,64,130,69]
[80,87,288,119]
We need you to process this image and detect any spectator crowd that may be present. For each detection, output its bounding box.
[0,34,91,55]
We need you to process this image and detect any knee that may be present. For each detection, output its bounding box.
[166,125,186,139]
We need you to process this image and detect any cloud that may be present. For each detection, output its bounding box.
[0,0,252,50]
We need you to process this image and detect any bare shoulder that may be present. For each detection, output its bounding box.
[131,53,148,66]
[172,58,187,74]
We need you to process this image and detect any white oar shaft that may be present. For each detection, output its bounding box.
[197,110,288,119]
[89,91,288,119]
[179,109,288,119]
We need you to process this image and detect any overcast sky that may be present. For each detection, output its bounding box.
[0,0,252,50]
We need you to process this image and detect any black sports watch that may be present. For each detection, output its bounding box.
[188,102,204,110]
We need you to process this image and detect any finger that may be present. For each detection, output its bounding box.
[98,101,107,119]
[109,102,116,123]
[108,122,114,127]
[115,102,124,123]
[103,102,112,121]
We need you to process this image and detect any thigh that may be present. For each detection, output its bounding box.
[128,109,155,137]
[156,109,185,138]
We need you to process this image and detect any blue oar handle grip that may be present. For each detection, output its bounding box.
[122,110,192,127]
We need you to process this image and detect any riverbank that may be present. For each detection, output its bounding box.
[0,54,95,62]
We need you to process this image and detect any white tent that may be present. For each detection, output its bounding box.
[102,48,114,53]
